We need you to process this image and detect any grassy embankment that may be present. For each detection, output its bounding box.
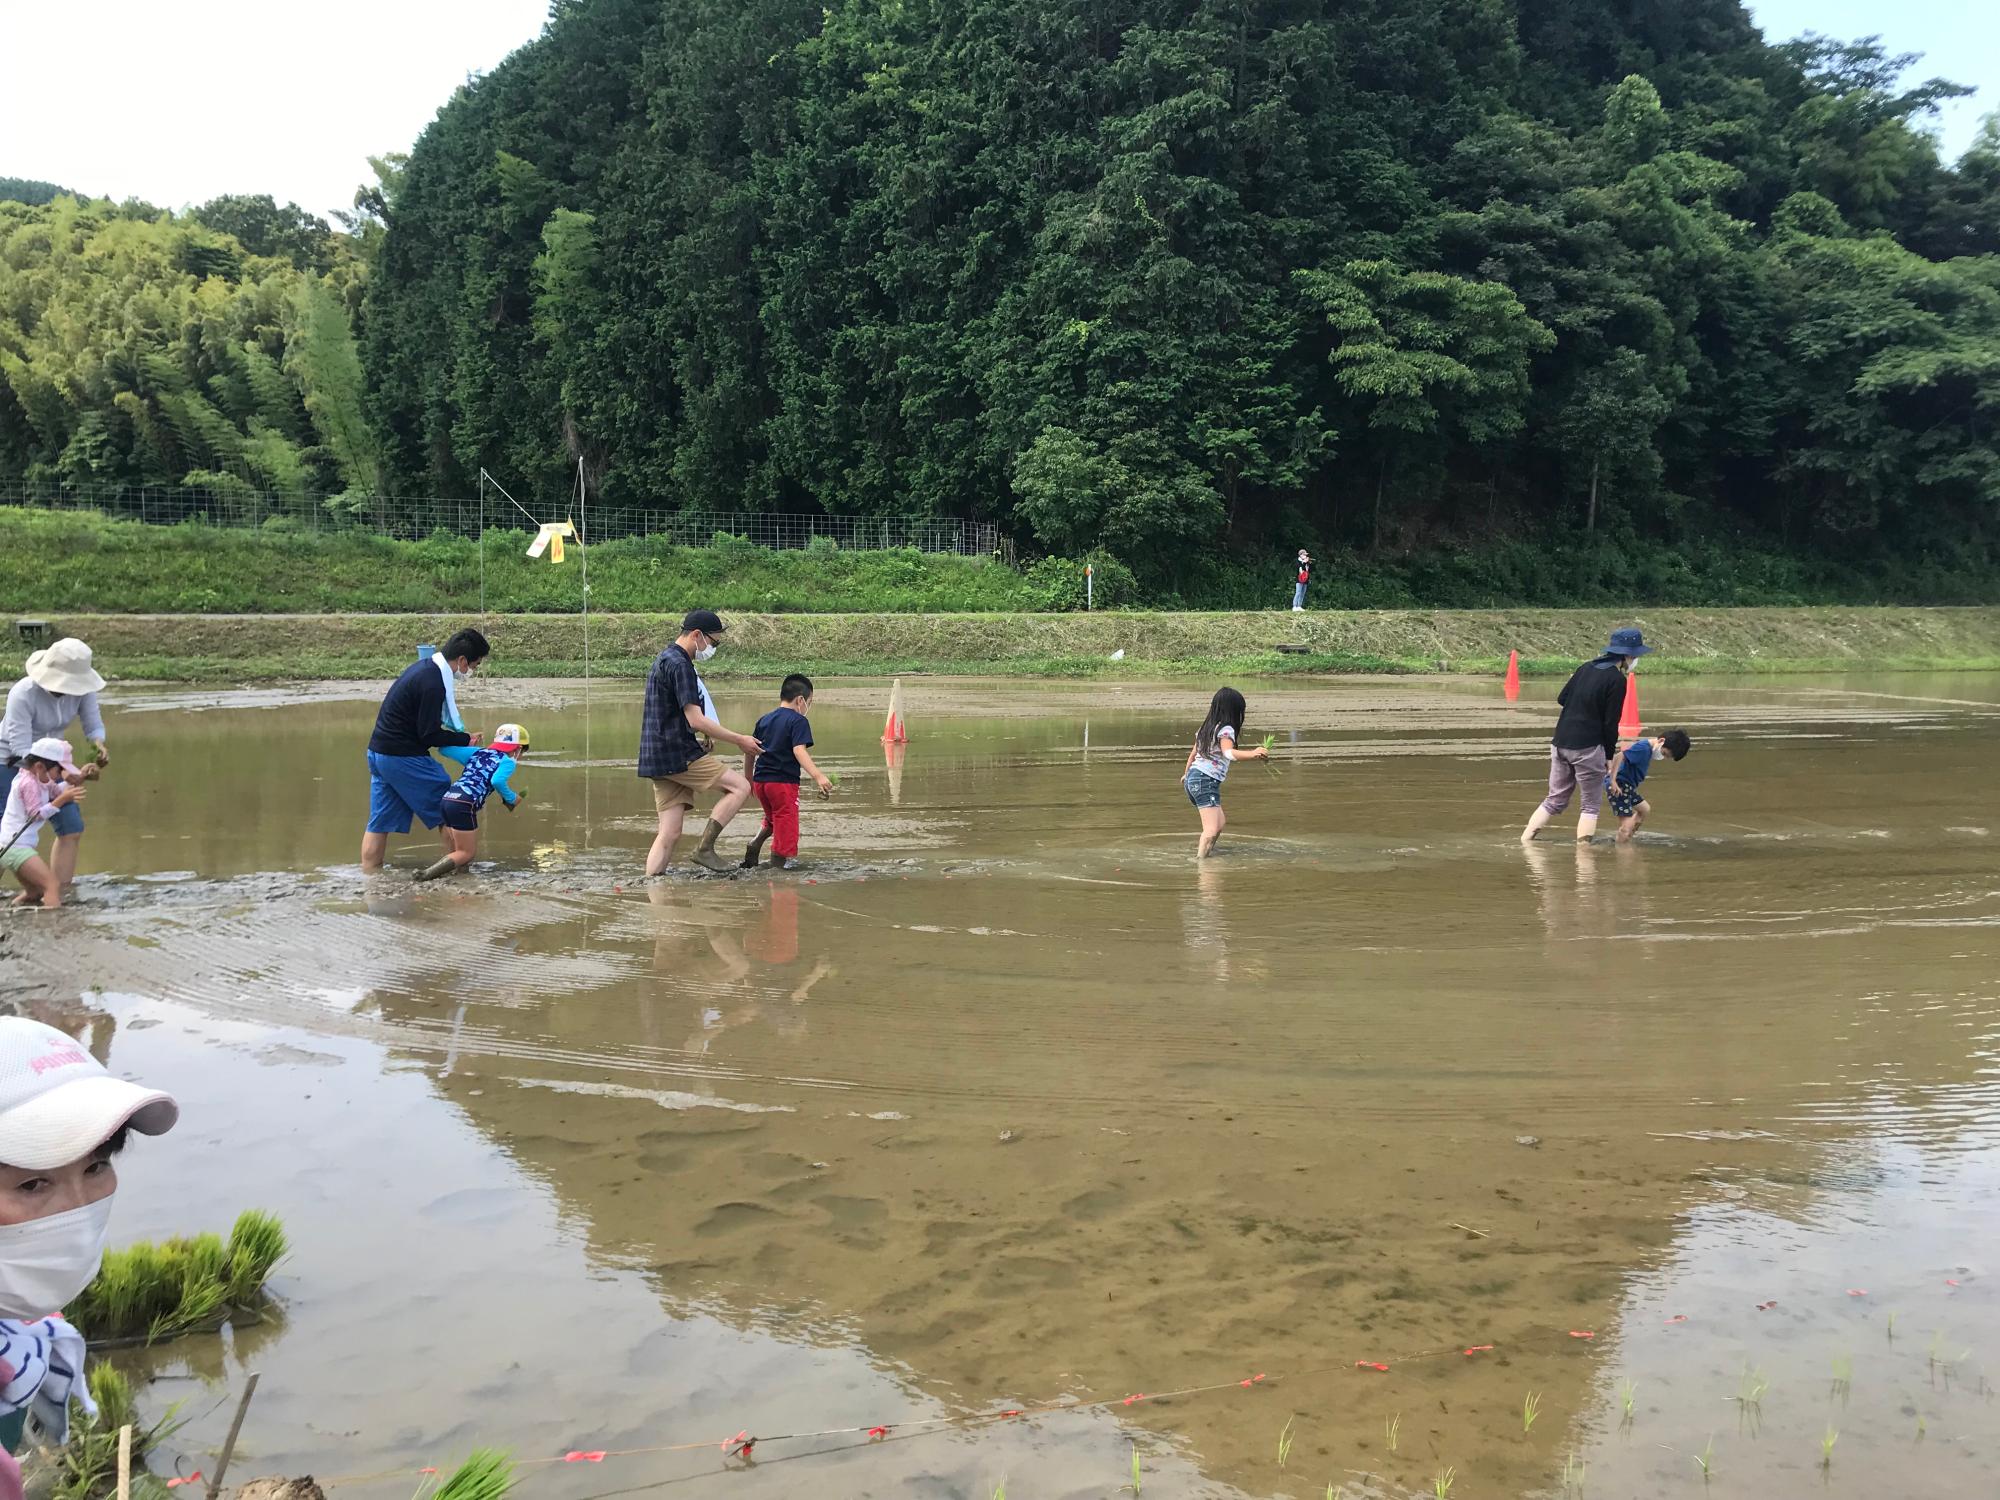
[12,509,2000,678]
[48,607,2000,681]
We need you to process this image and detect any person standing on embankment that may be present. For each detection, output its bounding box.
[0,639,109,899]
[360,628,489,874]
[1520,626,1652,844]
[1292,550,1312,611]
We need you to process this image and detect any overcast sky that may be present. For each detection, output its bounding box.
[0,0,1988,223]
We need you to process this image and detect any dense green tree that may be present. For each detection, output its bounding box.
[5,0,1999,600]
[0,197,375,502]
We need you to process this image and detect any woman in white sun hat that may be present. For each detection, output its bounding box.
[0,1017,176,1475]
[0,641,109,900]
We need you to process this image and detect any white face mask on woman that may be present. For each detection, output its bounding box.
[0,1197,115,1320]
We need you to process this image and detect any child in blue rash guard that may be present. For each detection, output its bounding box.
[1605,728,1691,842]
[415,723,528,881]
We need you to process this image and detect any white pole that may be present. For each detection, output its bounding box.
[577,457,590,848]
[1086,563,1093,611]
[478,471,486,618]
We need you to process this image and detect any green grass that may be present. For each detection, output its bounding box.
[51,1363,186,1500]
[429,1450,517,1500]
[68,1210,287,1344]
[53,603,2000,685]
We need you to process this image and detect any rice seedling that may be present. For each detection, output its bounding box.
[1619,1378,1638,1425]
[1258,734,1283,775]
[1820,1425,1838,1469]
[1830,1352,1853,1401]
[1916,1411,1928,1440]
[432,1450,516,1500]
[1929,1329,1944,1365]
[1693,1435,1715,1481]
[992,1485,1005,1500]
[1130,1443,1142,1495]
[1278,1416,1298,1468]
[1735,1366,1769,1410]
[1522,1390,1543,1434]
[1887,1311,1898,1341]
[52,1363,187,1500]
[70,1210,289,1345]
[1324,1486,1343,1500]
[1432,1464,1456,1499]
[1561,1448,1587,1496]
[1386,1412,1401,1453]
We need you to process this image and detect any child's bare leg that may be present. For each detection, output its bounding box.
[1196,805,1226,858]
[15,855,58,909]
[417,830,478,881]
[51,832,81,891]
[1615,815,1639,843]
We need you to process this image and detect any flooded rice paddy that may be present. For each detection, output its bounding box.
[5,672,1998,1499]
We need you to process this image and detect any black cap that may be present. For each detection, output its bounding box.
[682,609,726,635]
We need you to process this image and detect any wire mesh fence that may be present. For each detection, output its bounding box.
[0,483,1002,555]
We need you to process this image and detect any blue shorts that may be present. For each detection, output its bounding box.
[367,751,452,834]
[1,764,83,835]
[1184,768,1224,809]
[440,796,480,833]
[1607,782,1645,818]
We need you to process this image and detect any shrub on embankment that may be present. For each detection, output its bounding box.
[11,509,2000,618]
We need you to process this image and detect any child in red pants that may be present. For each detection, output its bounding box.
[741,675,833,869]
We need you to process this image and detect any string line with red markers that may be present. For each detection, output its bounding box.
[255,1282,1975,1495]
[310,1335,1540,1490]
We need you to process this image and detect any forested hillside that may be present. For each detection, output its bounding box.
[6,0,2000,603]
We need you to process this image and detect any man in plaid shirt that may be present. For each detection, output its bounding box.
[640,610,763,874]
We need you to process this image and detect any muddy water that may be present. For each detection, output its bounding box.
[7,673,1999,1499]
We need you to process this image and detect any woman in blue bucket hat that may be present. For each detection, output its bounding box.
[1521,627,1652,843]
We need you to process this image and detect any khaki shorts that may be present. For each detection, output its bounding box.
[650,755,730,814]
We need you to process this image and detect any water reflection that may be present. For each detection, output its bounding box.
[9,676,2000,1498]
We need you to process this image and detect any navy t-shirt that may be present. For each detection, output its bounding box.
[751,706,813,783]
[1609,737,1656,790]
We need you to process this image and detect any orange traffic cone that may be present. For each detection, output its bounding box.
[1618,669,1641,737]
[1503,649,1521,701]
[881,677,909,744]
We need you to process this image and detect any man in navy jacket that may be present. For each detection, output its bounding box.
[360,628,489,873]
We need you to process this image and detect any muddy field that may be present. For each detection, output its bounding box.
[5,673,1997,1499]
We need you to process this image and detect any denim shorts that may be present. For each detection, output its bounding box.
[1184,768,1224,809]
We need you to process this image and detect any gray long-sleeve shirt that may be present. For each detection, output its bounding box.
[0,678,106,762]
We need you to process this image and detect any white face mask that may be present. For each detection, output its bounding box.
[694,642,717,663]
[0,1196,115,1320]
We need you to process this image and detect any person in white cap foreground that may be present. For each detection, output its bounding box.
[0,1017,177,1479]
[0,640,110,899]
[0,740,89,910]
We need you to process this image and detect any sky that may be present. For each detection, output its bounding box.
[0,0,1990,223]
[1747,0,1994,161]
[0,0,553,221]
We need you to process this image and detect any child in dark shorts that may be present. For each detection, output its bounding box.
[1606,728,1691,842]
[416,723,528,880]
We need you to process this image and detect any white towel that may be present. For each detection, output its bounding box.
[431,652,467,734]
[0,1316,96,1444]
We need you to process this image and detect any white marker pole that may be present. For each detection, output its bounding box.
[1086,563,1093,611]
